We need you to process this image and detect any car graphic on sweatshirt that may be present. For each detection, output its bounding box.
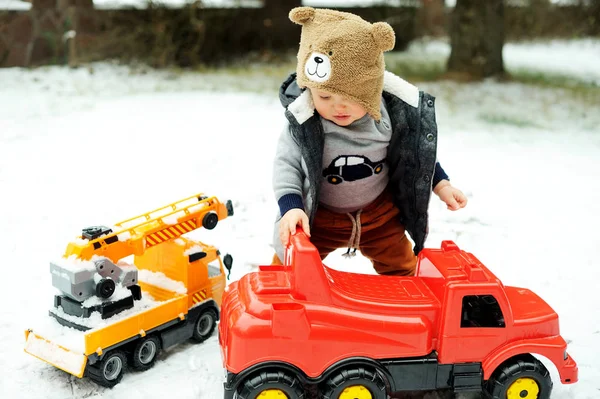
[322,155,385,185]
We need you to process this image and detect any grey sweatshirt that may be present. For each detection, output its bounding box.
[319,99,393,213]
[273,99,393,215]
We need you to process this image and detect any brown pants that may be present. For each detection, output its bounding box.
[272,190,417,276]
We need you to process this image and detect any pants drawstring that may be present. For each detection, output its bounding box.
[343,209,362,258]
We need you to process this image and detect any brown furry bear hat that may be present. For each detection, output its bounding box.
[289,7,396,121]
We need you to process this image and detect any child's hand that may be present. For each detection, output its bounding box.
[279,209,311,245]
[434,180,468,211]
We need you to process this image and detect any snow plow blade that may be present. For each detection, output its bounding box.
[24,330,87,378]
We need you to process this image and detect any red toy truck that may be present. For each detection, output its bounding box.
[219,231,577,399]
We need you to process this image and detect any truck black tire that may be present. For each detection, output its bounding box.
[87,350,127,388]
[320,367,387,399]
[484,354,553,399]
[192,309,217,343]
[202,212,219,230]
[130,336,161,371]
[235,370,304,399]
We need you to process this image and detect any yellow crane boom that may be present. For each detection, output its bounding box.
[64,194,233,262]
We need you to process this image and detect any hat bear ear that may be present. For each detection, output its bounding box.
[289,7,316,25]
[371,22,395,52]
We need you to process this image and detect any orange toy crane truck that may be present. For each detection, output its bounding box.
[25,193,233,387]
[219,230,578,399]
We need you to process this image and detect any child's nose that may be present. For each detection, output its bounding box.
[334,102,347,111]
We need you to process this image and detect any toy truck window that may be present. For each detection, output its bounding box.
[208,262,221,278]
[461,295,505,328]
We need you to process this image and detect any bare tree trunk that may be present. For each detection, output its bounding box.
[418,0,446,37]
[446,0,505,79]
[591,0,600,35]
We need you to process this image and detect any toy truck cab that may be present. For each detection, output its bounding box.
[219,232,577,399]
[417,241,577,390]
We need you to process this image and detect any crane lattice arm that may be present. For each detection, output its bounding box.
[64,194,233,262]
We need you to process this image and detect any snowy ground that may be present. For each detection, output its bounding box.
[1,40,599,398]
[0,0,419,12]
[396,38,600,87]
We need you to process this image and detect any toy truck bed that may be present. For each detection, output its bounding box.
[221,263,441,378]
[25,283,188,378]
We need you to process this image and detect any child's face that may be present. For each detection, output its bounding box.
[311,89,367,126]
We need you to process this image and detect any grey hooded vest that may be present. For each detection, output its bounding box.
[277,71,440,256]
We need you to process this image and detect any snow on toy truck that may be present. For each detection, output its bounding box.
[25,193,234,387]
[219,230,578,399]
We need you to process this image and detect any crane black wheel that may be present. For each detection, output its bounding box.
[130,336,161,371]
[202,212,219,230]
[87,350,127,388]
[96,278,115,299]
[484,354,553,399]
[191,309,217,343]
[235,369,305,399]
[320,367,387,399]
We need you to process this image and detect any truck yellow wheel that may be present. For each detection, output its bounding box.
[339,385,372,399]
[506,378,540,399]
[235,370,304,399]
[321,367,386,399]
[257,389,288,398]
[485,354,552,399]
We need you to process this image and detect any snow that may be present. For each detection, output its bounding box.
[116,230,132,240]
[0,0,262,11]
[149,206,179,220]
[2,38,599,398]
[184,245,205,255]
[25,332,87,376]
[93,0,262,10]
[303,0,419,6]
[398,37,600,87]
[51,255,97,273]
[48,291,161,329]
[27,317,87,354]
[308,0,589,6]
[161,210,186,225]
[138,269,188,294]
[189,202,208,213]
[0,0,590,11]
[0,0,30,10]
[504,39,600,86]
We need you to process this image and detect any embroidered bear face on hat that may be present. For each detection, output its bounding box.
[289,7,395,121]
